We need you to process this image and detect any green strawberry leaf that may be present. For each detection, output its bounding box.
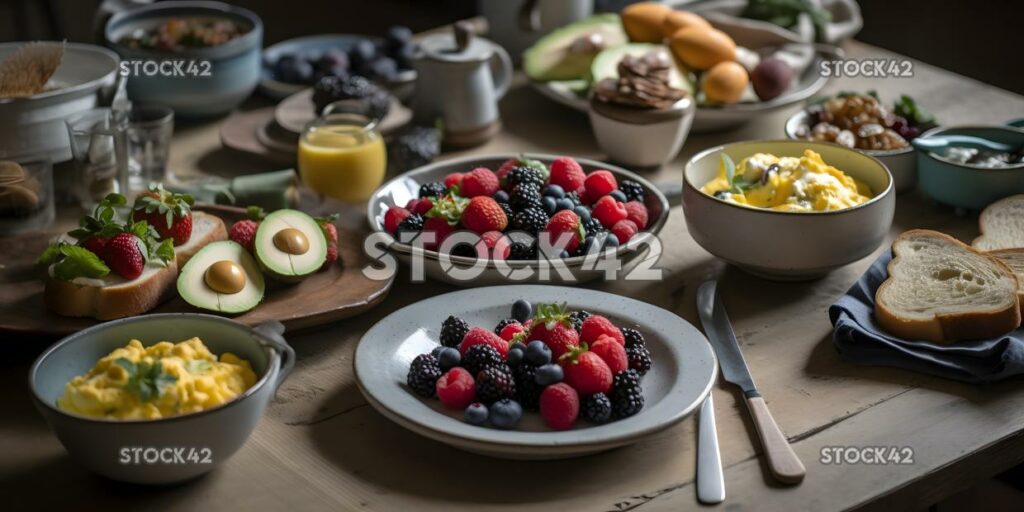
[246,206,266,221]
[154,239,175,264]
[52,245,110,280]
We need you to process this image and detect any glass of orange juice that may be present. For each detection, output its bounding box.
[297,106,386,204]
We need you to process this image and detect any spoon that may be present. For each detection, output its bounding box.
[910,134,1016,155]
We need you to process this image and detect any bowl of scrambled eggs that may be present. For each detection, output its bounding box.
[683,140,895,280]
[30,314,294,484]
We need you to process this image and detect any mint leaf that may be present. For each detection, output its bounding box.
[52,245,110,280]
[118,358,177,402]
[155,239,175,264]
[36,243,65,266]
[722,154,737,187]
[185,360,213,374]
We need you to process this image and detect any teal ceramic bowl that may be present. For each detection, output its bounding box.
[917,125,1024,210]
[105,1,263,117]
[30,314,293,484]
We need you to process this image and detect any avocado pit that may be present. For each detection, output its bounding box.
[273,228,309,255]
[204,260,246,294]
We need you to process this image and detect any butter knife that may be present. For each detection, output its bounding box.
[696,393,725,504]
[697,280,806,485]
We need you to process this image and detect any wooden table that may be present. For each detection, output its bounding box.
[3,40,1024,511]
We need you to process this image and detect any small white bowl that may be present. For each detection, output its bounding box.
[682,140,895,280]
[588,97,695,168]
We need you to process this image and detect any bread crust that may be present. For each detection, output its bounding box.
[972,194,1024,251]
[44,261,178,320]
[875,229,1021,343]
[990,248,1024,307]
[174,211,227,267]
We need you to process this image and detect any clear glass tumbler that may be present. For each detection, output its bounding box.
[0,152,55,235]
[65,108,131,209]
[128,104,174,186]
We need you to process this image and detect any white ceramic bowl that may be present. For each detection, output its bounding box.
[785,109,917,193]
[354,285,717,459]
[682,140,895,280]
[588,97,695,168]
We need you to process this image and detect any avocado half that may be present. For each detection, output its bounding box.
[591,43,695,94]
[524,14,628,82]
[178,240,265,314]
[254,209,327,282]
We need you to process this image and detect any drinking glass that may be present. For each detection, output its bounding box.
[0,152,54,235]
[65,108,132,209]
[297,105,387,204]
[128,104,174,185]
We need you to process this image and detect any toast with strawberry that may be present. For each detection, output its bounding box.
[131,184,226,267]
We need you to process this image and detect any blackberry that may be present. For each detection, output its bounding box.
[626,345,653,375]
[440,315,469,347]
[512,207,549,234]
[499,201,514,220]
[419,181,446,198]
[494,318,519,336]
[388,126,440,173]
[312,75,390,120]
[396,213,424,237]
[611,370,644,418]
[619,180,646,202]
[505,166,545,189]
[509,240,536,261]
[476,365,516,404]
[510,184,542,211]
[407,354,442,397]
[513,363,541,410]
[463,344,502,375]
[565,191,583,208]
[583,217,605,237]
[582,393,612,424]
[622,327,645,349]
[569,310,591,332]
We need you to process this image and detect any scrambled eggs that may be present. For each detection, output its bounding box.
[58,337,257,420]
[701,150,873,212]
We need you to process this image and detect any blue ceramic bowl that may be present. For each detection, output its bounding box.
[105,1,263,117]
[917,125,1024,210]
[30,314,293,484]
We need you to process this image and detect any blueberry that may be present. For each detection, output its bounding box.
[348,39,378,68]
[507,345,525,366]
[559,249,570,259]
[582,235,598,253]
[437,347,461,371]
[573,206,591,222]
[556,198,574,211]
[603,234,620,249]
[543,184,565,198]
[511,299,532,323]
[430,345,444,357]
[535,363,564,386]
[274,55,314,84]
[610,190,627,203]
[526,340,551,365]
[386,25,413,46]
[493,190,510,204]
[542,196,557,215]
[369,57,399,81]
[464,402,489,425]
[489,399,523,429]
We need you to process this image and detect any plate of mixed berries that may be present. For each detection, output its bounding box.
[366,154,670,285]
[353,285,716,459]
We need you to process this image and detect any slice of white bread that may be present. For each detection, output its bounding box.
[990,248,1024,304]
[973,195,1024,251]
[44,260,178,320]
[174,211,227,267]
[875,230,1021,343]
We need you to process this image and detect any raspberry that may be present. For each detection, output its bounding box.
[444,172,464,189]
[436,367,476,409]
[229,220,259,251]
[624,201,649,229]
[559,346,613,396]
[495,319,522,338]
[321,244,338,270]
[460,196,508,234]
[440,315,469,347]
[539,383,579,430]
[320,222,339,245]
[460,167,499,197]
[383,207,411,235]
[549,157,586,194]
[496,158,519,180]
[542,210,582,254]
[583,170,617,203]
[582,393,612,424]
[590,335,629,374]
[458,327,509,358]
[477,230,510,260]
[611,369,644,418]
[592,196,627,228]
[610,219,639,244]
[407,354,442,397]
[580,315,625,345]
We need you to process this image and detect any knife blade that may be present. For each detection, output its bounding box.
[696,280,806,485]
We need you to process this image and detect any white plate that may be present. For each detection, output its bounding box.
[354,285,717,459]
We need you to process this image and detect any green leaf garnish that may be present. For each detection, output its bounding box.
[154,239,175,264]
[722,153,737,186]
[116,358,177,402]
[52,245,110,280]
[36,243,64,266]
[185,359,213,374]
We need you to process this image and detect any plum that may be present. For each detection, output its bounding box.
[273,54,314,84]
[750,57,792,101]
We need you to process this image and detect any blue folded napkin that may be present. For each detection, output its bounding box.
[829,251,1024,383]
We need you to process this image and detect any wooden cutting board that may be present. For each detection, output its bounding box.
[0,204,393,339]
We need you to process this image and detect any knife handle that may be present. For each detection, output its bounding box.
[745,396,805,484]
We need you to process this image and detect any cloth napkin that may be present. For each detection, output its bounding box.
[828,251,1024,383]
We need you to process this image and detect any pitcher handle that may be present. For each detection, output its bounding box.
[252,320,295,393]
[489,43,514,100]
[518,0,542,33]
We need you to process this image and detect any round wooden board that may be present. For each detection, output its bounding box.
[0,205,393,340]
[275,88,412,136]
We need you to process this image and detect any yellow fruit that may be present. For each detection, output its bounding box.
[703,61,748,104]
[622,2,672,43]
[669,26,736,71]
[661,11,710,38]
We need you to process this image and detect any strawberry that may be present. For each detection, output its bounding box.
[624,201,649,229]
[321,244,338,270]
[460,196,508,234]
[407,198,434,215]
[592,195,628,228]
[529,303,579,358]
[549,157,586,194]
[319,219,339,246]
[542,210,584,254]
[583,170,617,204]
[103,232,146,279]
[444,172,464,189]
[384,206,411,234]
[476,230,510,260]
[423,217,455,250]
[539,383,579,430]
[498,322,524,342]
[436,367,476,409]
[460,167,499,198]
[590,335,628,374]
[458,327,509,358]
[229,220,259,252]
[81,236,109,256]
[559,344,613,395]
[580,315,625,345]
[610,219,638,244]
[496,158,519,180]
[131,184,194,245]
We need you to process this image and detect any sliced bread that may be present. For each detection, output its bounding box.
[990,248,1024,304]
[972,195,1024,251]
[875,230,1021,343]
[174,211,227,267]
[44,260,178,320]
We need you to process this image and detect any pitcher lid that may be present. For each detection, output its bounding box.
[416,21,493,64]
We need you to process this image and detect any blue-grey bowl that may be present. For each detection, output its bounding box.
[104,1,263,117]
[917,125,1024,211]
[30,314,293,484]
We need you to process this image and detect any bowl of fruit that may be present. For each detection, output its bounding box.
[354,285,717,459]
[366,154,670,286]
